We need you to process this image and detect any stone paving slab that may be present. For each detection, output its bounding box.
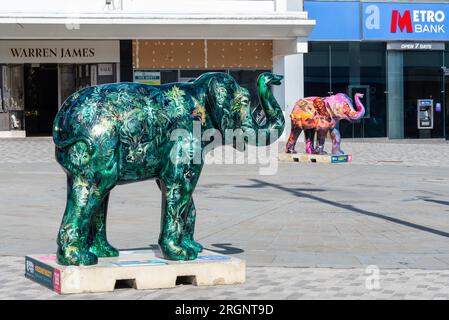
[2,138,449,299]
[2,161,449,269]
[0,138,55,163]
[1,256,449,299]
[2,137,449,168]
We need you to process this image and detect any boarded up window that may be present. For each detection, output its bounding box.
[133,40,205,69]
[207,40,272,69]
[133,40,272,70]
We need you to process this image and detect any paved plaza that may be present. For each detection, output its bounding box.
[1,137,449,299]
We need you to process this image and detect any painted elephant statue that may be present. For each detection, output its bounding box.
[285,93,365,155]
[53,72,285,265]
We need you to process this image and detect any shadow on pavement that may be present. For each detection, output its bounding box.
[423,198,449,207]
[237,178,449,239]
[206,243,245,255]
[118,245,159,251]
[118,244,245,255]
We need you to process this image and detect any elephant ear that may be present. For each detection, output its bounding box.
[324,100,335,119]
[313,98,332,119]
[207,75,234,130]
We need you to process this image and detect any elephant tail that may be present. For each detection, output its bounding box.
[53,131,97,173]
[52,92,96,155]
[53,125,95,160]
[53,135,95,154]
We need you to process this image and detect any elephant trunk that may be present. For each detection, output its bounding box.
[349,93,365,121]
[241,73,285,146]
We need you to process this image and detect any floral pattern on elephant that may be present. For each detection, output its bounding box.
[285,93,365,155]
[53,72,285,266]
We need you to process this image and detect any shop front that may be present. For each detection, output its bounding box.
[387,43,446,139]
[304,0,449,140]
[0,1,316,139]
[0,40,120,137]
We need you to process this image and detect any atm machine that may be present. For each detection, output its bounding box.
[417,99,433,138]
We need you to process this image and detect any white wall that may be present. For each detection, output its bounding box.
[0,0,292,14]
[0,0,313,40]
[272,1,307,141]
[273,53,304,141]
[287,0,303,11]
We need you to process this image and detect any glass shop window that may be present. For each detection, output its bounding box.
[230,69,267,110]
[1,65,25,112]
[161,70,178,84]
[60,64,76,104]
[76,64,91,90]
[403,51,444,139]
[445,44,449,140]
[230,70,269,126]
[1,65,25,130]
[304,42,387,138]
[96,63,116,85]
[304,43,331,97]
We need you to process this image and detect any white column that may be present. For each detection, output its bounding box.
[287,0,302,11]
[273,53,304,141]
[275,0,287,12]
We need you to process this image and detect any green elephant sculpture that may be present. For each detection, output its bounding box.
[53,72,285,265]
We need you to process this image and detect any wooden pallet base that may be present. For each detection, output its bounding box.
[25,249,245,294]
[279,153,352,164]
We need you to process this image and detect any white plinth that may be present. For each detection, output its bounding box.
[25,249,245,294]
[279,152,352,164]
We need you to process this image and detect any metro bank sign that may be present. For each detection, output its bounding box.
[391,9,445,33]
[363,2,449,40]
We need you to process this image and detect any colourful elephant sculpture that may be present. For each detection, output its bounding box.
[285,93,365,155]
[53,72,285,265]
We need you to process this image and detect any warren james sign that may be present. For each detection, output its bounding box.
[0,41,120,63]
[10,47,95,59]
[363,2,449,40]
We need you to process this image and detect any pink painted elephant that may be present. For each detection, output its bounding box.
[285,93,365,155]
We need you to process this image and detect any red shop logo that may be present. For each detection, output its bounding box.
[390,9,446,34]
[391,10,413,33]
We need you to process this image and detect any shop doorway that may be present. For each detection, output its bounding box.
[304,42,387,139]
[446,74,449,140]
[403,51,445,139]
[24,64,58,136]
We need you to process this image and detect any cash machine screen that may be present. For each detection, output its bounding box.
[417,99,433,129]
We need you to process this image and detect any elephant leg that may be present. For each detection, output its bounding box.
[88,193,119,258]
[181,199,203,254]
[314,130,328,155]
[57,175,105,266]
[158,155,203,260]
[304,129,315,154]
[285,121,301,154]
[331,123,344,155]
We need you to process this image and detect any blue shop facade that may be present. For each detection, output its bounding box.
[304,0,449,139]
